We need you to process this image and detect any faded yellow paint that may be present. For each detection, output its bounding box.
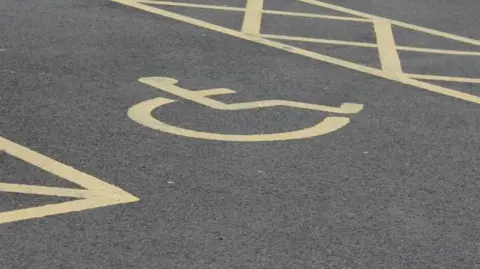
[141,0,370,22]
[128,77,363,142]
[0,136,139,225]
[260,34,378,48]
[112,0,480,105]
[261,34,480,56]
[405,73,480,83]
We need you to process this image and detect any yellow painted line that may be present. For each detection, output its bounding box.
[0,183,93,198]
[112,0,480,105]
[137,1,243,11]
[262,35,480,57]
[261,10,371,22]
[396,46,480,56]
[0,137,132,197]
[299,0,480,47]
[195,88,237,96]
[0,136,139,225]
[392,21,480,48]
[262,35,480,56]
[374,20,403,75]
[297,0,378,20]
[242,0,264,35]
[137,1,370,22]
[0,198,120,225]
[406,74,480,83]
[261,34,377,48]
[112,0,387,77]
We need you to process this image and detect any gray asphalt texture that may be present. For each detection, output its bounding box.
[1,0,480,268]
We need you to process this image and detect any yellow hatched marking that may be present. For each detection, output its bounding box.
[397,46,480,56]
[137,1,371,22]
[298,0,480,46]
[112,0,480,105]
[137,1,243,11]
[261,34,377,48]
[406,74,480,83]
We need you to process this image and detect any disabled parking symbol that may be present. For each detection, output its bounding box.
[128,76,363,142]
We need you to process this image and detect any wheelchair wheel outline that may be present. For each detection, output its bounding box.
[128,97,353,142]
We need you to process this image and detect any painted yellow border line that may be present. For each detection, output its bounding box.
[138,1,480,56]
[397,46,480,56]
[138,0,243,11]
[0,136,139,224]
[138,0,371,22]
[242,0,264,34]
[374,19,403,74]
[260,34,377,48]
[406,74,480,84]
[262,34,480,56]
[0,183,93,198]
[299,0,480,47]
[112,0,480,105]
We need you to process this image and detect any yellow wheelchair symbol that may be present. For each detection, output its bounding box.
[127,77,364,142]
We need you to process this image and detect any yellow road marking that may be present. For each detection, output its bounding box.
[260,34,377,48]
[406,74,480,83]
[396,46,480,56]
[0,136,139,225]
[128,76,363,142]
[262,34,480,56]
[129,97,352,142]
[0,183,93,198]
[138,0,243,11]
[374,20,403,75]
[242,0,264,35]
[263,10,370,22]
[261,34,480,57]
[112,0,480,105]
[139,0,370,22]
[299,0,480,47]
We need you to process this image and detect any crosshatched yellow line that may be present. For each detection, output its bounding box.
[397,46,480,56]
[406,74,480,83]
[264,10,370,22]
[262,34,480,56]
[137,0,480,57]
[261,34,377,48]
[112,0,480,105]
[299,0,480,47]
[137,1,243,11]
[138,0,371,22]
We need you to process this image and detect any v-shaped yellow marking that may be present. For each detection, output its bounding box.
[0,136,139,225]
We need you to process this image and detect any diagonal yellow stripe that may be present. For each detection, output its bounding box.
[0,182,94,198]
[242,0,264,35]
[374,20,403,74]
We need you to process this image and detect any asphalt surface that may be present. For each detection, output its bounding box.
[1,0,480,268]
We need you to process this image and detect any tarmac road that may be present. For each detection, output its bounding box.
[1,0,479,268]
